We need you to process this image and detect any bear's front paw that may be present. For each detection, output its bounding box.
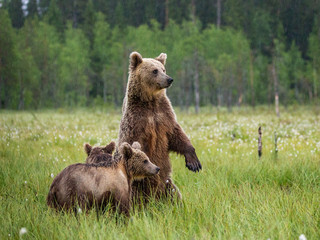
[185,153,202,172]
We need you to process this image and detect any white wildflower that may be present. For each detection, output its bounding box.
[299,234,307,240]
[24,181,27,184]
[50,173,54,178]
[19,227,27,236]
[78,207,82,213]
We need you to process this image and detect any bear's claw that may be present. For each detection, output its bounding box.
[186,160,202,172]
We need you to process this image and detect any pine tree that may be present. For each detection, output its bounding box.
[27,0,38,18]
[8,0,24,28]
[45,0,64,37]
[82,0,96,49]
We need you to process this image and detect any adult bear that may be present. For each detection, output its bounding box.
[118,51,202,200]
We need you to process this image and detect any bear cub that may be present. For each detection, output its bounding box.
[47,142,160,216]
[84,141,115,164]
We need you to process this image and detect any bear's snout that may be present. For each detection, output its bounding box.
[155,167,160,174]
[167,78,173,86]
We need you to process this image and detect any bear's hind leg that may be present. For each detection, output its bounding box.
[165,178,182,201]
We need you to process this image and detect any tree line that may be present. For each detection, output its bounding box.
[0,0,319,110]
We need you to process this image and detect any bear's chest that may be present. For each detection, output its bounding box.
[142,111,171,153]
[145,112,170,134]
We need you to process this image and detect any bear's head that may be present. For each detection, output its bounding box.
[119,141,160,180]
[84,141,115,164]
[128,52,173,100]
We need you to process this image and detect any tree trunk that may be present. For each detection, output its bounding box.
[103,70,107,103]
[227,71,233,112]
[165,0,169,27]
[237,65,243,107]
[313,68,318,99]
[0,75,2,109]
[217,87,221,109]
[18,70,24,110]
[237,94,243,107]
[217,0,221,28]
[193,51,200,114]
[271,58,280,117]
[250,52,255,107]
[72,0,78,28]
[191,0,196,22]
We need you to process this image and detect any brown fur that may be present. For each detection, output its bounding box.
[118,52,202,200]
[85,141,116,164]
[47,142,159,216]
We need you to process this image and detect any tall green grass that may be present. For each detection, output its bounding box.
[0,107,319,239]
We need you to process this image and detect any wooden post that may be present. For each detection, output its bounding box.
[258,126,262,158]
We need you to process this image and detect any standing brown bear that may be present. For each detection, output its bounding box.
[118,51,202,199]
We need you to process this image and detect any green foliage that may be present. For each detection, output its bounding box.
[44,0,64,37]
[16,29,41,109]
[58,23,90,107]
[1,0,320,109]
[0,9,19,108]
[308,17,320,100]
[1,108,319,239]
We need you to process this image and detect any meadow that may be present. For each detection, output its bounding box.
[0,106,319,239]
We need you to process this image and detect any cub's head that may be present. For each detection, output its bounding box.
[129,52,173,98]
[84,141,115,164]
[119,141,160,180]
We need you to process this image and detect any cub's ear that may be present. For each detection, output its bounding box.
[120,142,133,159]
[84,143,92,156]
[155,53,167,65]
[104,141,115,154]
[129,52,143,71]
[132,141,141,150]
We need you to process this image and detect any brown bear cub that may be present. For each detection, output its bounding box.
[47,142,160,216]
[84,141,115,164]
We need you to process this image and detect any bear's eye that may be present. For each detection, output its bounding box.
[153,69,158,74]
[143,160,148,164]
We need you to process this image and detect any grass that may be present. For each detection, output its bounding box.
[0,106,319,239]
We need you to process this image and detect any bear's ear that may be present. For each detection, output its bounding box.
[104,141,115,154]
[84,143,92,156]
[129,52,143,71]
[120,142,133,159]
[132,141,141,150]
[155,53,167,65]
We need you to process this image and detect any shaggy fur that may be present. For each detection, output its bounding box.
[47,142,159,216]
[118,52,202,200]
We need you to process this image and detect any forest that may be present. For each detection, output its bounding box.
[0,0,320,110]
